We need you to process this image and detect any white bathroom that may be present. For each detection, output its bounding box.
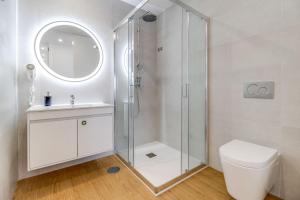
[0,0,300,200]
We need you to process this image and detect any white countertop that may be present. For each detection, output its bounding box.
[27,102,114,112]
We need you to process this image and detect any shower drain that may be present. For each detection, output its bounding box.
[146,153,157,158]
[107,166,120,174]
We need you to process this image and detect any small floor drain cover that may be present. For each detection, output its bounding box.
[146,153,157,158]
[107,166,120,174]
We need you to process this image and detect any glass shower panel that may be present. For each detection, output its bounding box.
[188,12,207,169]
[128,18,135,165]
[131,0,184,187]
[114,22,130,163]
[181,8,189,173]
[114,0,208,192]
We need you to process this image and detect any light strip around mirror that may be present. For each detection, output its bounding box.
[34,21,104,82]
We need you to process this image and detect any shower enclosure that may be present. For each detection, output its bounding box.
[114,0,208,194]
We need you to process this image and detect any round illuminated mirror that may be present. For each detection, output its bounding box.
[35,21,103,82]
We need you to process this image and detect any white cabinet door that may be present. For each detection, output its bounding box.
[29,119,77,170]
[78,115,113,158]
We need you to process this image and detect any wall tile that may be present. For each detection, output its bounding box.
[0,0,18,199]
[280,127,300,200]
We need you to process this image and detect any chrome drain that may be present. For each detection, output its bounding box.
[107,166,120,174]
[146,153,157,158]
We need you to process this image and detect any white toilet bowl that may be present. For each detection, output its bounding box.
[219,140,279,200]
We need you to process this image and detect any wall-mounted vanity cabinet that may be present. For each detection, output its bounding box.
[27,103,114,171]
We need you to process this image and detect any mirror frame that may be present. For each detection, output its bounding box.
[34,21,103,82]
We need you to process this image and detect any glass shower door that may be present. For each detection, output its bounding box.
[187,12,207,169]
[114,0,208,192]
[114,18,135,165]
[182,11,208,171]
[128,18,135,166]
[114,21,133,164]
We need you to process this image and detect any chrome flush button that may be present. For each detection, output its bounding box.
[244,81,274,99]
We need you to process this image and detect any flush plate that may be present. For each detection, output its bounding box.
[244,81,274,99]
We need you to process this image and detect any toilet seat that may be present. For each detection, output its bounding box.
[220,140,278,169]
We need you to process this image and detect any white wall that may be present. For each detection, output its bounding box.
[183,0,300,199]
[0,0,18,199]
[17,0,133,179]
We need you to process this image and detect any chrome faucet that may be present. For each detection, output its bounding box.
[70,94,75,105]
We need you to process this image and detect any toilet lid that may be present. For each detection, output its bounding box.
[219,140,278,169]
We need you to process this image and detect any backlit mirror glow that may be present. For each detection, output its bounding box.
[35,21,103,82]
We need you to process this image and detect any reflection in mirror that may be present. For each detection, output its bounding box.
[36,22,103,81]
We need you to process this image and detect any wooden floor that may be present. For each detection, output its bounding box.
[14,155,281,200]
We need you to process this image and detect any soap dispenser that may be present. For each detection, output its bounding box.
[44,91,52,106]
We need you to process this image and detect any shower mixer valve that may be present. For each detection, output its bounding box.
[70,94,75,105]
[135,77,142,88]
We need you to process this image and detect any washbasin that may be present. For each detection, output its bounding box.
[27,102,113,112]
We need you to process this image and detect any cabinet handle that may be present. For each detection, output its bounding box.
[81,121,87,126]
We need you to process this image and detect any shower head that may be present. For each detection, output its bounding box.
[142,13,157,22]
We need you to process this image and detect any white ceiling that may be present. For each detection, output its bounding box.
[120,0,174,15]
[120,0,142,6]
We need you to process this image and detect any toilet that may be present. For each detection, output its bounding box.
[219,140,279,200]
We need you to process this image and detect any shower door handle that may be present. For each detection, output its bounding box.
[129,85,135,102]
[183,84,189,98]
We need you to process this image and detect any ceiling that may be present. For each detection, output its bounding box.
[120,0,174,15]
